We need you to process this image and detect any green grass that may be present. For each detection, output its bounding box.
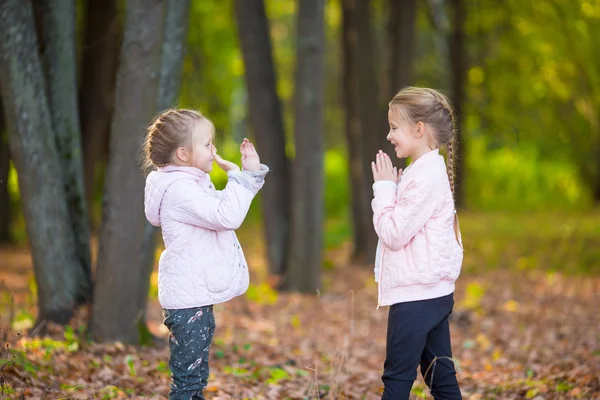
[459,211,600,275]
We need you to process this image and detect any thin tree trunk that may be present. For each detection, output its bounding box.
[356,0,384,160]
[38,0,92,303]
[386,0,417,99]
[379,0,418,168]
[355,0,384,264]
[448,0,466,208]
[139,0,190,340]
[0,0,83,325]
[91,0,166,344]
[285,0,325,292]
[234,0,291,277]
[341,0,375,264]
[0,95,11,244]
[79,0,121,215]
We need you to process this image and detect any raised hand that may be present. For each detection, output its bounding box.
[372,150,401,183]
[240,138,260,172]
[212,145,240,172]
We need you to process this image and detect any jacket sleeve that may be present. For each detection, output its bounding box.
[371,177,437,251]
[168,165,269,231]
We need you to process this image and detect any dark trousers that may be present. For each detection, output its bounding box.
[163,305,215,400]
[382,294,462,400]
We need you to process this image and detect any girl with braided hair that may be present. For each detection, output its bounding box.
[371,86,464,399]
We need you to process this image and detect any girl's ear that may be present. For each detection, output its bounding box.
[415,121,425,138]
[175,146,189,164]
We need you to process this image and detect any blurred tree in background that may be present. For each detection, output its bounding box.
[0,0,598,343]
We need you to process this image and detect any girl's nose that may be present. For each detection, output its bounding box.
[386,132,392,141]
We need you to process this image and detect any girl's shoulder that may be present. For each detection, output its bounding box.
[165,175,215,200]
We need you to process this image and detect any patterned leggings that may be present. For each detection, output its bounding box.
[163,306,215,400]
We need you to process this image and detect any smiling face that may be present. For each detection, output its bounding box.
[386,108,420,159]
[386,107,437,160]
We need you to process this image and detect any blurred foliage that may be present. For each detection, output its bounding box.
[177,0,598,216]
[460,210,600,275]
[4,0,600,244]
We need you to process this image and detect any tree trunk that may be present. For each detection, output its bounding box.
[156,0,189,112]
[379,0,418,167]
[38,0,92,303]
[234,0,291,277]
[0,0,84,325]
[285,0,325,292]
[355,0,384,265]
[386,0,417,99]
[341,0,376,264]
[356,0,384,160]
[139,0,190,340]
[448,0,466,208]
[0,95,11,244]
[79,0,121,214]
[91,0,166,344]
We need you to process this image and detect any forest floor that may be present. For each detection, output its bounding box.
[0,212,599,399]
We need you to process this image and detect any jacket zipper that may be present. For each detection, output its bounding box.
[377,247,386,309]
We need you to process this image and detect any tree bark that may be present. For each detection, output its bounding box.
[448,0,466,208]
[341,0,376,264]
[285,0,325,292]
[0,0,84,325]
[139,0,190,340]
[0,94,11,244]
[79,0,121,214]
[386,0,417,99]
[91,0,166,344]
[354,0,385,265]
[38,0,92,303]
[356,0,384,161]
[234,0,291,277]
[379,0,417,168]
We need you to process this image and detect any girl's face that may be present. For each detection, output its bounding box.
[175,120,214,173]
[386,107,434,160]
[386,108,420,159]
[190,121,214,173]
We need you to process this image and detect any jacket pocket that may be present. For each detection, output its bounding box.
[202,256,236,294]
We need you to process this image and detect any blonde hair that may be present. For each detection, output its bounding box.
[143,108,215,171]
[389,86,463,248]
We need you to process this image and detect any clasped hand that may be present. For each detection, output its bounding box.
[371,150,402,184]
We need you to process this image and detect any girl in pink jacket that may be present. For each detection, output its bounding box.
[143,109,268,400]
[371,87,463,399]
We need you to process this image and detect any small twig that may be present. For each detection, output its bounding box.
[422,355,461,397]
[40,386,51,400]
[57,384,97,400]
[28,319,47,338]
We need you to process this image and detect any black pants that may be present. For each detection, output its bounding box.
[163,305,215,400]
[382,294,461,400]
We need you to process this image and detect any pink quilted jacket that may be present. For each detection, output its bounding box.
[372,149,463,308]
[144,164,268,309]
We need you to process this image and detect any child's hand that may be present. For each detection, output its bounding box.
[372,150,401,183]
[241,138,261,172]
[212,145,240,172]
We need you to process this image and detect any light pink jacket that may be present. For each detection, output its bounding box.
[372,149,463,308]
[144,164,268,309]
